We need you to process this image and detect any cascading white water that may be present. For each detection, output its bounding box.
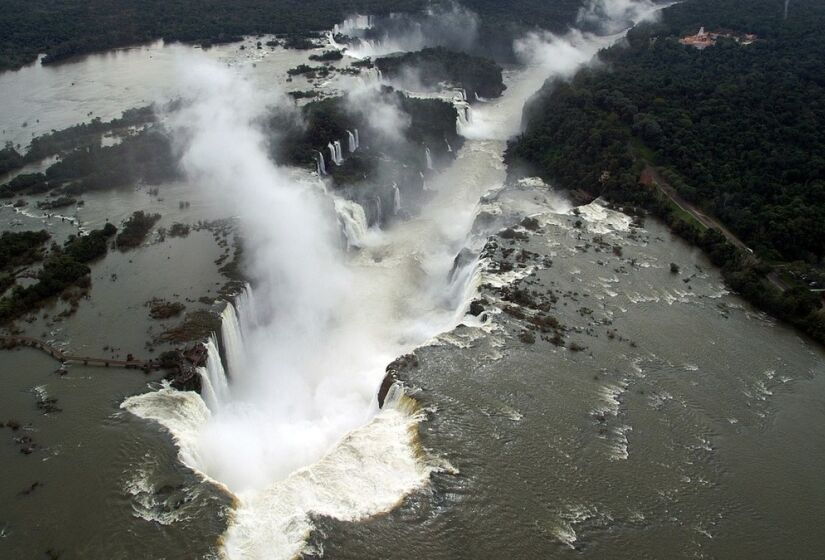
[123,4,666,557]
[445,138,453,152]
[334,14,374,35]
[220,302,245,378]
[373,196,383,226]
[425,146,433,170]
[316,151,327,175]
[392,183,402,214]
[354,128,360,149]
[334,140,344,163]
[333,197,370,249]
[455,101,472,134]
[197,336,230,411]
[347,130,357,153]
[328,142,337,165]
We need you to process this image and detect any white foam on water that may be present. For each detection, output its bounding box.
[609,424,633,461]
[574,199,633,234]
[222,389,444,559]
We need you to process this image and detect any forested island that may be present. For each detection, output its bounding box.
[375,47,505,99]
[507,0,825,343]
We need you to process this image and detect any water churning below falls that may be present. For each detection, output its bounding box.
[114,12,669,559]
[119,56,539,558]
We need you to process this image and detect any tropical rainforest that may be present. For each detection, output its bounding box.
[507,0,825,343]
[0,0,583,72]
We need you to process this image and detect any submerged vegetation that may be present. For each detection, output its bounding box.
[0,225,117,321]
[0,106,168,199]
[507,0,825,343]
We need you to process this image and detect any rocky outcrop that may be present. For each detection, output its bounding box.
[161,343,208,393]
[378,353,419,408]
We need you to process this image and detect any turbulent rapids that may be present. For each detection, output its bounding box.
[120,4,666,558]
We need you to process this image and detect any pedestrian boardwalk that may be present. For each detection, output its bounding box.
[0,335,160,371]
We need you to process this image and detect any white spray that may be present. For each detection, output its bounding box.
[392,183,402,214]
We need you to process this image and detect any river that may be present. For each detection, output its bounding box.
[1,6,824,560]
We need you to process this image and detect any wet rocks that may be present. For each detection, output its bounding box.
[520,217,540,231]
[498,227,528,241]
[160,344,207,392]
[14,435,36,454]
[146,298,185,319]
[158,310,220,343]
[378,353,419,408]
[469,299,485,316]
[19,481,42,496]
[36,394,61,414]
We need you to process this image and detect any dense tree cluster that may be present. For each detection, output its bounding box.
[0,144,24,175]
[375,47,505,99]
[0,106,159,199]
[0,0,585,72]
[0,225,117,321]
[116,211,161,249]
[0,230,51,272]
[507,0,825,343]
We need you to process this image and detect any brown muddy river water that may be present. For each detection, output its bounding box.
[1,11,824,560]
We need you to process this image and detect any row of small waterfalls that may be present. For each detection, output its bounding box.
[316,129,360,175]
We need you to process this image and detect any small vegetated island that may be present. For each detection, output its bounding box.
[507,0,825,344]
[374,47,506,99]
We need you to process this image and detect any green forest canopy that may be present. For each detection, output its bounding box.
[510,0,825,263]
[507,0,825,343]
[0,0,583,72]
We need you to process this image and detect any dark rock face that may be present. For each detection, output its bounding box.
[163,343,208,393]
[449,248,476,283]
[378,353,419,408]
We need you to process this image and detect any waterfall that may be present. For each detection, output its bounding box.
[347,130,357,153]
[334,15,373,35]
[373,196,383,226]
[462,89,467,101]
[220,302,245,378]
[333,197,369,249]
[354,128,360,149]
[197,336,229,411]
[445,138,452,153]
[316,151,327,176]
[327,141,343,165]
[425,146,433,170]
[393,183,402,214]
[455,102,471,130]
